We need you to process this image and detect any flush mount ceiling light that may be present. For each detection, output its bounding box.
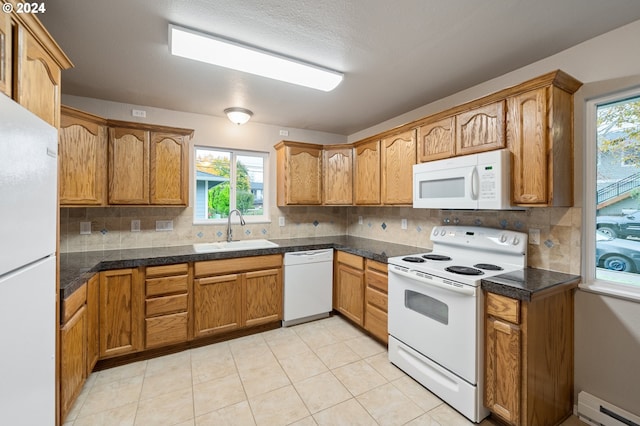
[168,24,343,92]
[224,107,253,125]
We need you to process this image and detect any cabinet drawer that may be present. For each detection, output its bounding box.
[146,263,188,278]
[62,283,87,324]
[146,293,188,317]
[146,274,188,297]
[336,251,363,270]
[145,312,188,348]
[366,286,388,313]
[364,304,388,343]
[194,254,282,277]
[486,292,520,324]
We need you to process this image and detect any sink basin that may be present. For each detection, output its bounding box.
[193,239,279,253]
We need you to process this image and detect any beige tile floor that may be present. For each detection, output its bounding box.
[64,316,586,426]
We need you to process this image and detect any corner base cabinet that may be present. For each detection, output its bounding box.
[484,287,576,426]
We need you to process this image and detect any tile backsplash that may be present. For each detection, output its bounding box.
[60,205,582,275]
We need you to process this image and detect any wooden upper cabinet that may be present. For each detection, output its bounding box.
[323,145,353,205]
[0,10,11,97]
[149,132,190,205]
[456,101,505,156]
[275,141,323,205]
[59,106,108,206]
[417,116,455,162]
[507,72,580,207]
[108,126,149,204]
[4,6,72,126]
[353,139,381,205]
[108,121,192,205]
[381,129,416,205]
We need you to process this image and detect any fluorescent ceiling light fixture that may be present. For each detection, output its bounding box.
[169,24,343,92]
[224,107,253,125]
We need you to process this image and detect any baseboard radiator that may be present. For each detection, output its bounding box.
[577,391,640,426]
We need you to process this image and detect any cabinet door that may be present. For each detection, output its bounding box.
[485,316,521,426]
[381,129,416,205]
[109,127,149,204]
[15,26,62,127]
[99,269,144,358]
[60,305,86,421]
[323,147,353,205]
[59,110,107,206]
[417,116,455,162]
[353,140,381,205]
[149,132,189,205]
[507,88,549,205]
[244,268,282,327]
[456,101,505,156]
[193,274,242,337]
[86,274,99,374]
[0,10,11,97]
[335,263,364,326]
[364,261,388,343]
[283,145,323,205]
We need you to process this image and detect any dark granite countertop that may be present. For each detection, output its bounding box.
[481,267,581,301]
[60,236,422,300]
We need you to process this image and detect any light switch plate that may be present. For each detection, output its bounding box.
[529,228,540,245]
[131,220,141,232]
[401,219,408,230]
[80,221,91,235]
[155,220,173,231]
[279,216,285,227]
[358,216,363,225]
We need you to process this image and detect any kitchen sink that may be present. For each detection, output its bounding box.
[193,239,279,253]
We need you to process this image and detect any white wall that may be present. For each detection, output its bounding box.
[348,18,640,415]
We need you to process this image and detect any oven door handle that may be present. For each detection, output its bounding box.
[389,267,476,296]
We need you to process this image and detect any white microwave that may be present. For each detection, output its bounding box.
[413,149,514,210]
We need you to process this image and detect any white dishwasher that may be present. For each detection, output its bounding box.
[283,249,333,326]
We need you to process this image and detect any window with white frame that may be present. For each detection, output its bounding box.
[194,147,269,223]
[584,88,640,300]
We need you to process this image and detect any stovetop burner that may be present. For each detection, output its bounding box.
[422,254,452,261]
[402,256,425,263]
[474,263,503,271]
[445,265,485,276]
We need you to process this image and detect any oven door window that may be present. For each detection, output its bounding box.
[405,290,448,325]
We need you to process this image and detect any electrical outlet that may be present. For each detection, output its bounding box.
[279,216,285,227]
[358,216,363,225]
[279,129,289,136]
[80,221,91,235]
[529,228,540,245]
[155,220,173,231]
[401,219,407,230]
[131,219,141,232]
[132,109,146,118]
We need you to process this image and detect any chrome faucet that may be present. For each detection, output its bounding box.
[226,209,246,242]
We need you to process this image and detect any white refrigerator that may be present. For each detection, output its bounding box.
[0,95,58,425]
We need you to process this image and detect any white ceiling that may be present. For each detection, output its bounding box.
[40,0,640,135]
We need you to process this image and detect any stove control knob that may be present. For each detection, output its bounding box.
[500,234,508,243]
[432,227,438,236]
[441,229,447,236]
[512,237,520,245]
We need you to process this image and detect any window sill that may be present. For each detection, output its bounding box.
[193,218,271,226]
[579,280,640,304]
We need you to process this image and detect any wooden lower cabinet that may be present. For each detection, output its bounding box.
[60,304,86,421]
[144,263,190,348]
[193,255,283,338]
[99,268,144,358]
[86,274,100,374]
[334,251,365,326]
[364,259,388,343]
[484,288,575,426]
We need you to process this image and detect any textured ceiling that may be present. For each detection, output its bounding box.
[40,0,640,135]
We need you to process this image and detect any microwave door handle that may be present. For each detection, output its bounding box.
[470,167,479,200]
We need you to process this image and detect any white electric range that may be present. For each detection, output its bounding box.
[387,226,527,423]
